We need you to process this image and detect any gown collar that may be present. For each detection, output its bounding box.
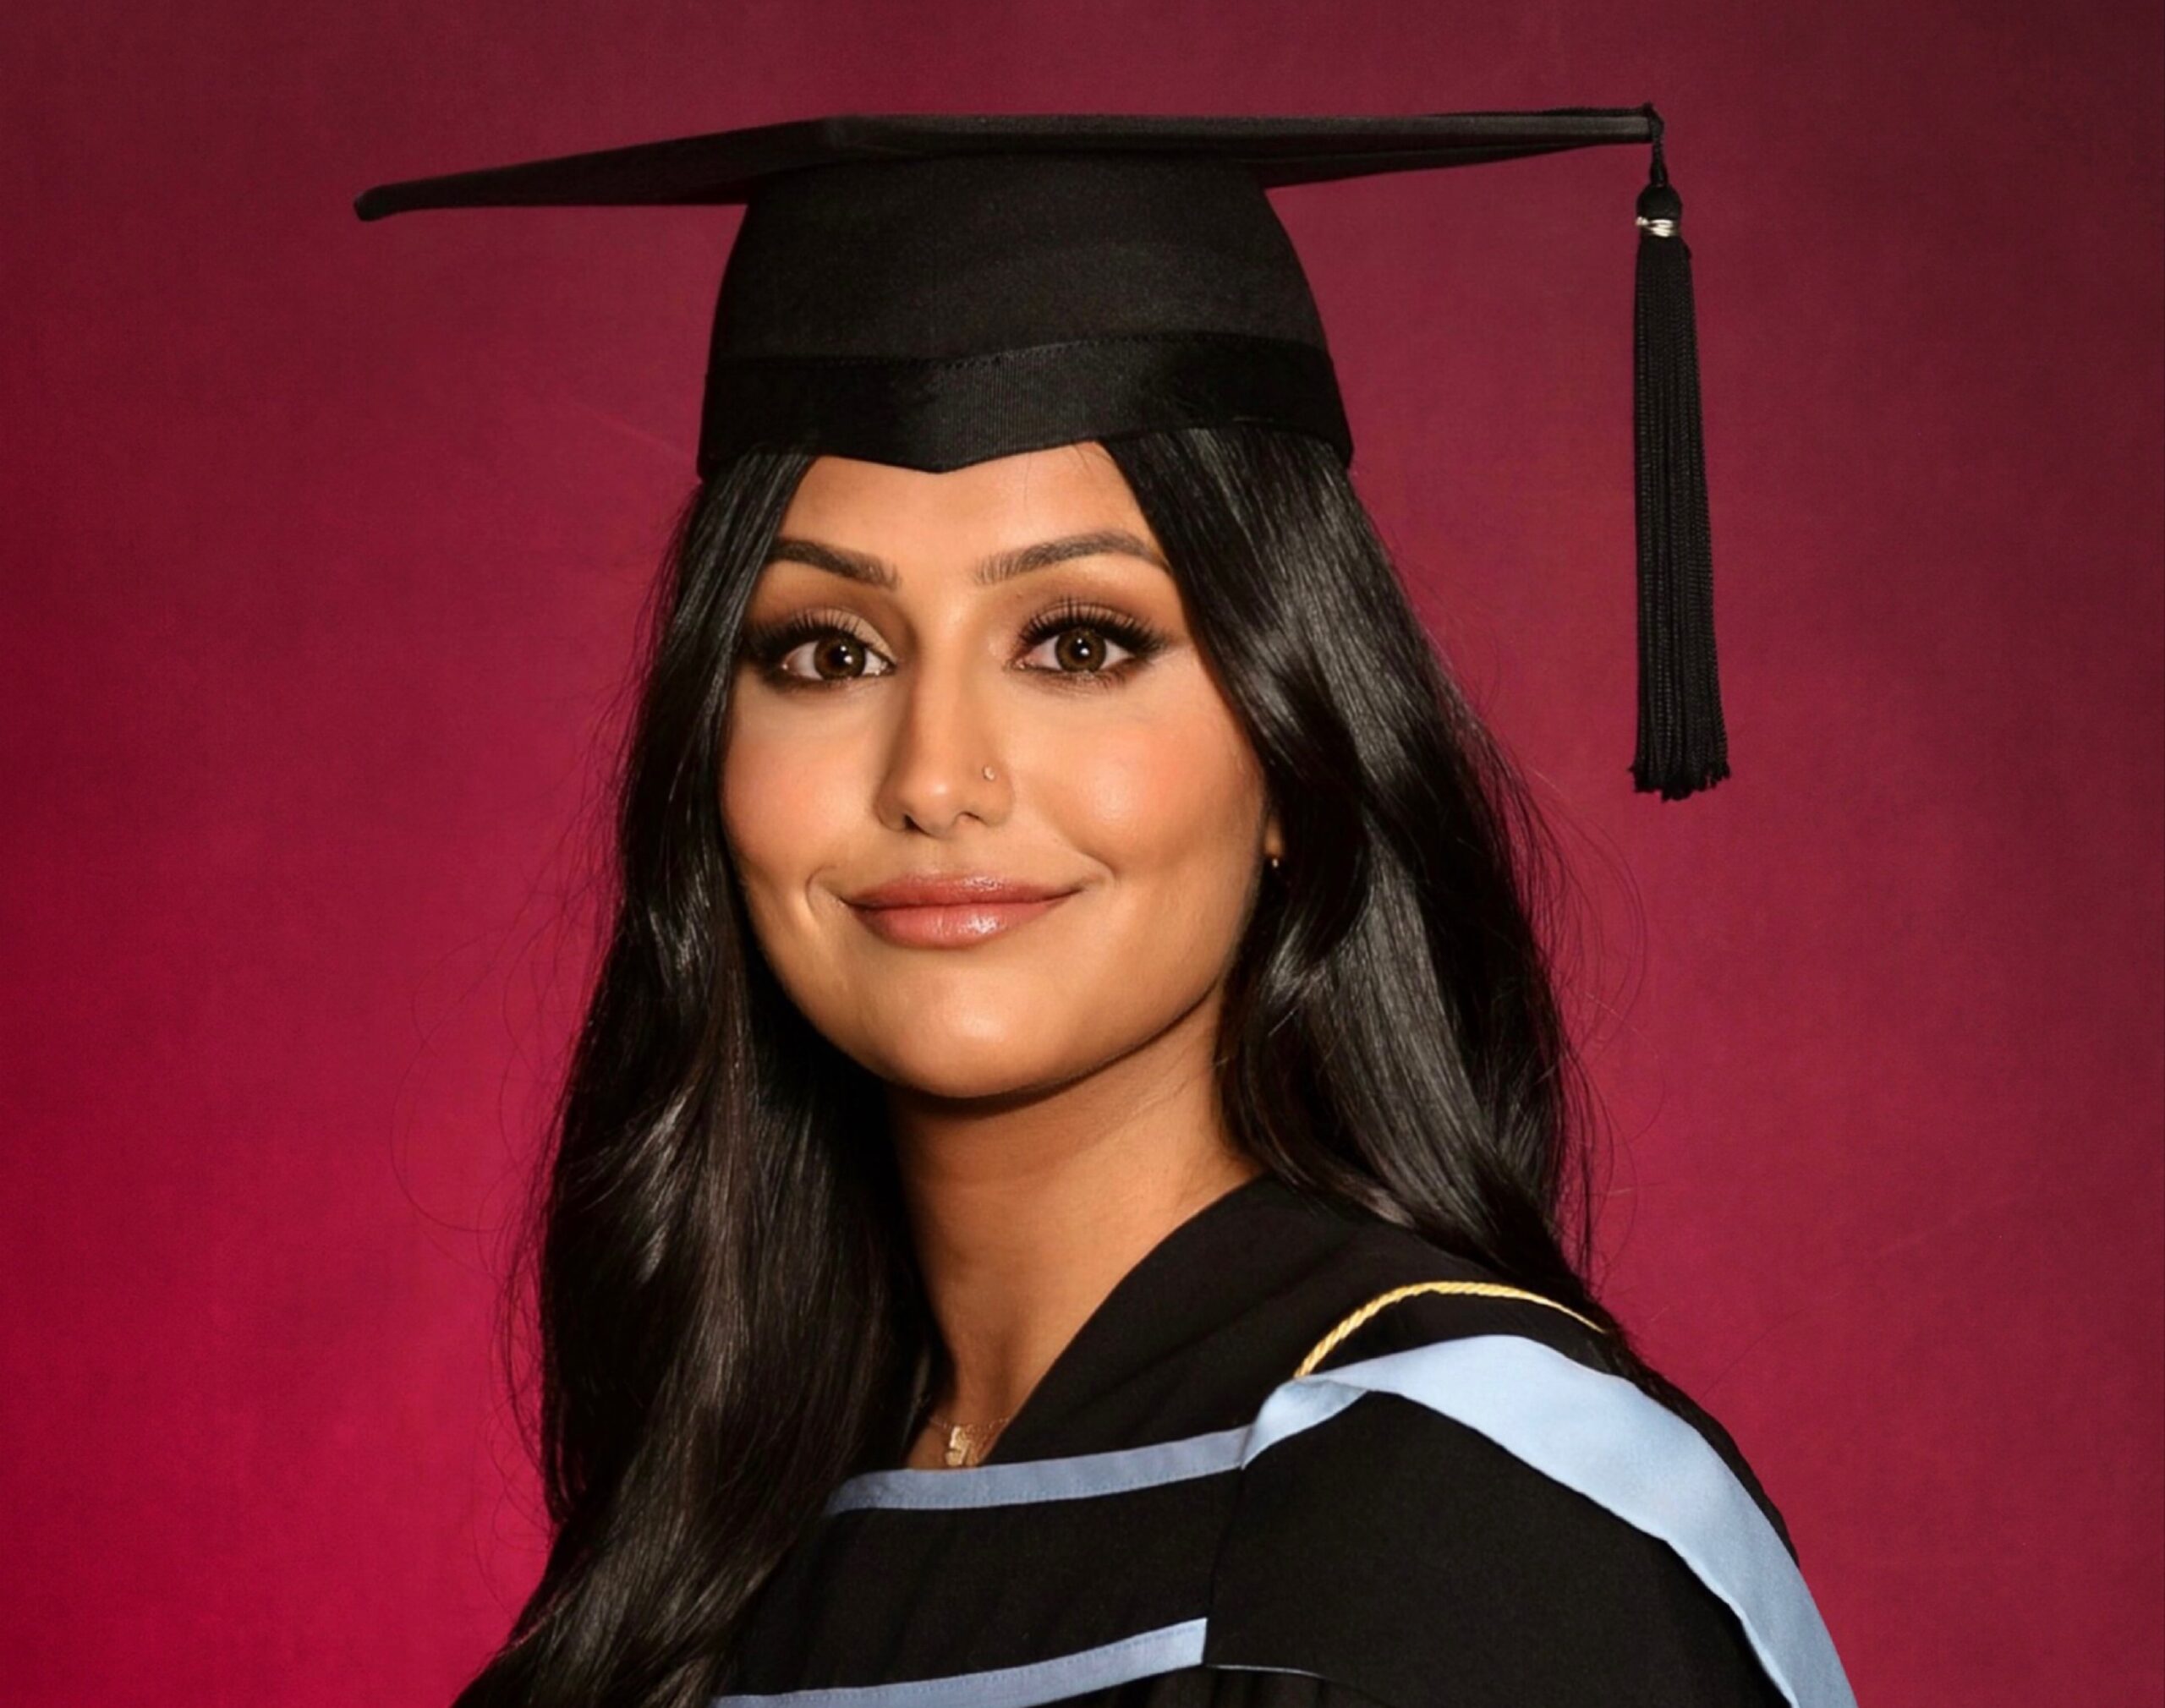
[951,1170,1397,1467]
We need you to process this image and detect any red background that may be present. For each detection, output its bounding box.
[4,2,2159,1702]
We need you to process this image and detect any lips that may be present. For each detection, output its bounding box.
[842,873,1082,948]
[845,873,1077,909]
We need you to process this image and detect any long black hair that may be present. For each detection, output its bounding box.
[452,423,1689,1708]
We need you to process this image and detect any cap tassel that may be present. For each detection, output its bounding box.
[1631,111,1729,799]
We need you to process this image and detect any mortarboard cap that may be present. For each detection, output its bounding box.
[354,107,1727,799]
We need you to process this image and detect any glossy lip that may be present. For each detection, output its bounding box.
[841,872,1084,950]
[844,872,1078,909]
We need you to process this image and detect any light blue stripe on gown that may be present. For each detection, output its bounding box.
[718,1332,1857,1708]
[717,1620,1211,1708]
[1247,1335,1859,1708]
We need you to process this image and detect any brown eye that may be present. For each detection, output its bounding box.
[743,613,896,687]
[1017,601,1170,682]
[799,633,874,682]
[1042,626,1126,673]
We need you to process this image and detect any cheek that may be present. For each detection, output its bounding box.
[1044,698,1261,879]
[720,709,861,931]
[1024,693,1265,1004]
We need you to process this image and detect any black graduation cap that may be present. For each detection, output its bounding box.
[354,107,1727,800]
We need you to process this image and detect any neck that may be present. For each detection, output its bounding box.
[886,995,1262,1451]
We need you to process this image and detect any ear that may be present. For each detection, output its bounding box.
[1263,807,1284,863]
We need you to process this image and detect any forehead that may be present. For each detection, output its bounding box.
[777,443,1153,547]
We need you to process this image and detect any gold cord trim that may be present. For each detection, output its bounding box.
[1292,1280,1607,1379]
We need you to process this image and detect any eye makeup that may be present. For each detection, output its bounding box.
[738,595,1174,693]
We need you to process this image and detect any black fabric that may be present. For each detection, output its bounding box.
[727,1464,1240,1687]
[1203,1393,1785,1707]
[699,331,1351,474]
[350,107,1659,480]
[710,154,1335,359]
[716,1174,1795,1705]
[1630,148,1729,797]
[351,109,1658,213]
[1088,1670,1396,1708]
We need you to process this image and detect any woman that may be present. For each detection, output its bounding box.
[357,111,1851,1708]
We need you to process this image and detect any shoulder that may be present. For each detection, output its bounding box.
[1283,1212,1796,1551]
[1205,1387,1790,1708]
[1199,1224,1850,1707]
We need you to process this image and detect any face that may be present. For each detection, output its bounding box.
[719,441,1282,1103]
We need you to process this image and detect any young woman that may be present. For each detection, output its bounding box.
[357,110,1853,1708]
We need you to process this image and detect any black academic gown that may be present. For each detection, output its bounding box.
[717,1174,1857,1708]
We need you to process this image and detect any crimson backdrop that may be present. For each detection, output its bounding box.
[4,2,2160,1703]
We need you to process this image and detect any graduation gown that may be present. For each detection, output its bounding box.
[716,1174,1856,1708]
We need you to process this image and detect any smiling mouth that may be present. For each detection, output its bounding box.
[845,892,1077,949]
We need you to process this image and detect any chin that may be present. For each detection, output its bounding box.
[856,1011,1096,1103]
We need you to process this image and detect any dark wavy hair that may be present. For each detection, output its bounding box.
[452,424,1689,1708]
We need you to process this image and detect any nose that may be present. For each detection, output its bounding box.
[874,638,1009,836]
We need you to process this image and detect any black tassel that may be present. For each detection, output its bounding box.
[1631,106,1729,800]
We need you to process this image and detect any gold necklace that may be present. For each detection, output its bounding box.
[921,1409,1014,1468]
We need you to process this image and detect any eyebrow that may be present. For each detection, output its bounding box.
[759,528,1170,589]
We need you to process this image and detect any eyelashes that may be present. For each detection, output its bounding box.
[738,596,1173,693]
